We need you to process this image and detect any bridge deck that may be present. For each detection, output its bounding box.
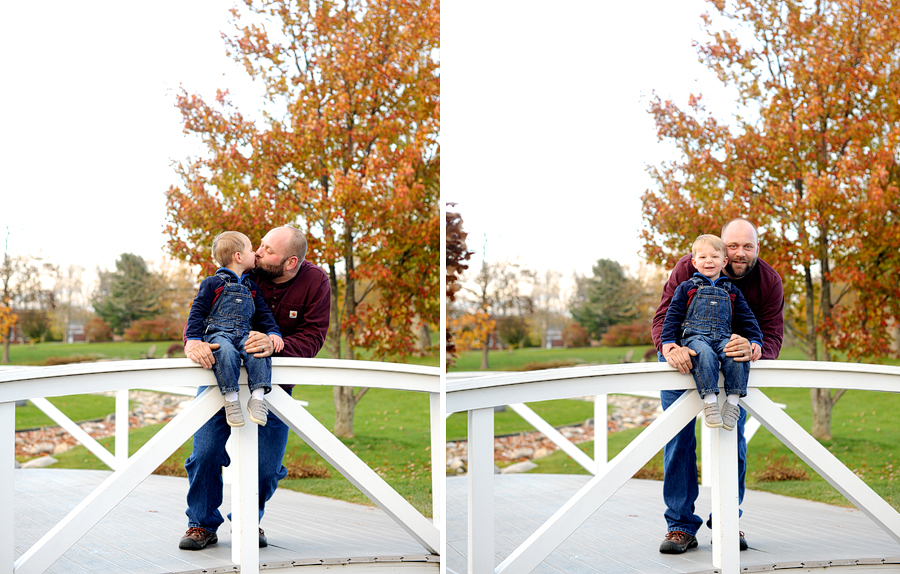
[447,474,900,573]
[14,469,436,573]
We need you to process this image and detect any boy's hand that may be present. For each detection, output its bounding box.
[750,342,762,362]
[663,343,696,375]
[185,340,220,369]
[269,334,284,353]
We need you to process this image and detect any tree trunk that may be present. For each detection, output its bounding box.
[810,388,836,440]
[2,335,9,364]
[803,265,817,361]
[333,227,366,438]
[480,335,490,370]
[809,232,843,440]
[333,386,365,438]
[326,262,342,360]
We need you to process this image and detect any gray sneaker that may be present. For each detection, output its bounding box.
[703,400,723,428]
[224,401,245,427]
[248,397,268,426]
[722,402,741,431]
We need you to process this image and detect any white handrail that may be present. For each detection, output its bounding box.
[449,370,785,479]
[448,360,900,574]
[3,358,440,573]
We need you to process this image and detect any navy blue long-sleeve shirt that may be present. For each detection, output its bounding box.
[185,268,281,341]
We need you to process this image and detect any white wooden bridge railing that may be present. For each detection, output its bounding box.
[1,358,442,574]
[446,371,785,484]
[446,360,900,574]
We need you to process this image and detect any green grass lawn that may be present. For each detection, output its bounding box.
[449,345,654,372]
[2,338,439,367]
[15,394,134,430]
[3,340,186,365]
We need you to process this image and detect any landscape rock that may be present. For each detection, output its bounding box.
[501,460,538,474]
[21,456,58,469]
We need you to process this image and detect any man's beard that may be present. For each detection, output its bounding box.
[726,257,757,279]
[254,257,288,282]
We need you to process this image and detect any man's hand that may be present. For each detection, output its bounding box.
[185,339,219,369]
[724,334,752,362]
[245,331,273,358]
[663,343,696,375]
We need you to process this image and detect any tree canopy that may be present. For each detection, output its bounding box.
[641,0,900,438]
[569,259,642,341]
[92,254,164,335]
[164,0,439,437]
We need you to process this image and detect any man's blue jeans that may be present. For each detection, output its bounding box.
[184,385,292,532]
[659,354,748,535]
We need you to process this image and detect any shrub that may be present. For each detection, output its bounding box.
[285,454,332,479]
[754,454,810,483]
[562,323,591,348]
[600,320,653,347]
[84,317,113,342]
[124,318,183,342]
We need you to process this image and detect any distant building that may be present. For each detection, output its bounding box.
[545,328,564,349]
[67,323,86,343]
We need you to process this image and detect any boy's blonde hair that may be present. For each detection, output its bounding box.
[212,231,249,267]
[691,234,726,257]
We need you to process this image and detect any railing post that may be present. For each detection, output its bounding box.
[701,422,711,486]
[468,407,494,574]
[430,391,443,526]
[709,403,740,573]
[1,401,14,573]
[115,389,129,461]
[231,385,259,574]
[594,394,607,472]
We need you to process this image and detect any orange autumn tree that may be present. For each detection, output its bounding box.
[165,0,440,437]
[642,0,900,439]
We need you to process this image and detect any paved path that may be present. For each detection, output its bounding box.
[447,474,900,573]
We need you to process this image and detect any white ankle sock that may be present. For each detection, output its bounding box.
[703,393,718,404]
[251,388,265,400]
[224,391,239,403]
[726,394,740,406]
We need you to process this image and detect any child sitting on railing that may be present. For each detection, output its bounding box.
[660,234,763,431]
[184,231,284,427]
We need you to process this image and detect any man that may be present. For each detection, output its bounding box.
[651,218,784,554]
[178,225,331,550]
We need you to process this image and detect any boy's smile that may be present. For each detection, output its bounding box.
[692,244,727,280]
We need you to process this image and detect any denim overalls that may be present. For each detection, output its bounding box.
[681,276,749,398]
[202,271,272,395]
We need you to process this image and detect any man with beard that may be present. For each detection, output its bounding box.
[179,225,331,550]
[651,218,784,554]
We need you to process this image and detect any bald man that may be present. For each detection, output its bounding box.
[179,225,331,551]
[651,218,784,554]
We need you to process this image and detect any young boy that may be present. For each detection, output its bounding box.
[660,234,763,431]
[185,231,284,427]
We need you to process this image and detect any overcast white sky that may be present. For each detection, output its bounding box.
[1,1,263,287]
[3,1,735,296]
[443,0,737,290]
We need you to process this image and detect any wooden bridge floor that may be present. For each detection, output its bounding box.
[447,474,900,573]
[14,468,436,573]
